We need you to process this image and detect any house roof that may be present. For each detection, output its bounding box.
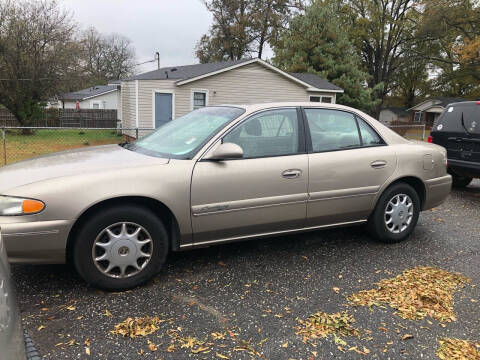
[288,72,343,92]
[409,97,466,111]
[126,59,251,81]
[125,58,343,93]
[58,85,118,101]
[381,107,409,117]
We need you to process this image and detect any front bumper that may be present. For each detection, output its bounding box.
[423,175,452,210]
[0,219,72,264]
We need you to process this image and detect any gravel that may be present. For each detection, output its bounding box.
[12,180,480,359]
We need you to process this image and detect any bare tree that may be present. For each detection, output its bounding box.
[0,0,78,126]
[80,28,136,82]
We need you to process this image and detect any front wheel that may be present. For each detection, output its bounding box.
[72,205,169,291]
[368,183,420,243]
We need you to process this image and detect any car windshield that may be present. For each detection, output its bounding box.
[126,106,245,159]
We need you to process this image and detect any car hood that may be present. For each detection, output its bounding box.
[0,144,169,193]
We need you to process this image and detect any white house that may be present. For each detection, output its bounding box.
[120,58,344,137]
[55,83,121,112]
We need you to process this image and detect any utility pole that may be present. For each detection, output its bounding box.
[155,52,160,69]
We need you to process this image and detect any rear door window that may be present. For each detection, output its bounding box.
[304,109,361,152]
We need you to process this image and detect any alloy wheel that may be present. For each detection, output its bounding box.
[92,222,153,278]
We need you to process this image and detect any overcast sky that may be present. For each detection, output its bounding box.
[60,0,213,73]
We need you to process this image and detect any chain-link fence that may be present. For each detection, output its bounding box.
[0,127,154,166]
[388,124,427,141]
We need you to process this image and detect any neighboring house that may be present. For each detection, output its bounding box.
[379,107,410,125]
[408,97,465,128]
[55,83,121,112]
[121,58,344,136]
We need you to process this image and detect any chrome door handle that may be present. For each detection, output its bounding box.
[371,160,387,169]
[282,169,302,179]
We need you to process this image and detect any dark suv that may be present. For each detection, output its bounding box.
[430,101,480,188]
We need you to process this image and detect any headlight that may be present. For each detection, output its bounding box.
[0,196,45,216]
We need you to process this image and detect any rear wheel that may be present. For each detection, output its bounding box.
[368,183,420,243]
[73,205,168,291]
[451,174,473,188]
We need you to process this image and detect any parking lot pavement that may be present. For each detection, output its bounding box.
[12,180,480,359]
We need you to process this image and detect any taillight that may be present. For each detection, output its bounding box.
[427,136,433,143]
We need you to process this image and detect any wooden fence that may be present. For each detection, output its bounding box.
[0,108,119,128]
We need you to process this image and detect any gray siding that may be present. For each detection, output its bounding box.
[175,63,333,116]
[121,81,137,137]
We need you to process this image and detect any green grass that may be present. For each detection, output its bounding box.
[0,129,123,165]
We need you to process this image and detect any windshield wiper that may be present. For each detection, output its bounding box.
[460,112,470,134]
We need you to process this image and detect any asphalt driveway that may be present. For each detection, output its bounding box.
[12,181,480,359]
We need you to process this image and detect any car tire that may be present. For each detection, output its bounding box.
[368,183,420,243]
[451,174,473,188]
[72,205,169,291]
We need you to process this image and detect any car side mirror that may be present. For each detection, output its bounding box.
[204,142,244,160]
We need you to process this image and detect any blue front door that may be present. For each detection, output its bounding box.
[154,93,173,128]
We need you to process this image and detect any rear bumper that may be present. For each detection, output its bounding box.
[448,159,480,178]
[423,175,452,210]
[0,219,71,264]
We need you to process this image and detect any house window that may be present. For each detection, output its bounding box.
[310,96,333,103]
[414,111,422,123]
[192,90,208,110]
[92,103,100,109]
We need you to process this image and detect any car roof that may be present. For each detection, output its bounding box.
[213,102,364,113]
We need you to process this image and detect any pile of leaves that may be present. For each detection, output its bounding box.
[111,316,163,338]
[348,266,470,322]
[295,311,361,345]
[166,328,211,354]
[436,338,480,359]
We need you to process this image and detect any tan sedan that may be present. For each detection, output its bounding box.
[0,103,451,290]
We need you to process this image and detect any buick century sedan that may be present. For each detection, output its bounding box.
[0,103,452,290]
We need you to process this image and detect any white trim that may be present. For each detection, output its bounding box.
[152,89,175,128]
[414,111,422,123]
[307,87,344,93]
[81,89,118,101]
[176,58,344,94]
[190,89,209,111]
[135,80,139,127]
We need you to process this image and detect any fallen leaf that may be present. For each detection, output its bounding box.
[147,340,157,352]
[104,309,113,317]
[216,353,229,359]
[281,341,288,348]
[37,325,45,331]
[333,287,340,294]
[66,305,76,311]
[402,334,414,340]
